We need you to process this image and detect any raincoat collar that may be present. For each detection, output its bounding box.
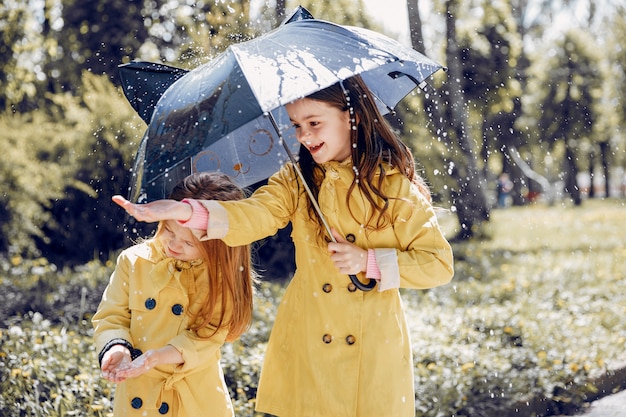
[137,239,205,296]
[319,158,402,185]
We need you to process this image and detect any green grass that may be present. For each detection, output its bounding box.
[0,199,624,416]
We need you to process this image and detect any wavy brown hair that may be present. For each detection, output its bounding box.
[158,172,255,342]
[297,75,431,233]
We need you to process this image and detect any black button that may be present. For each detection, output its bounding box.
[347,283,357,292]
[145,298,156,310]
[346,234,356,243]
[322,334,333,344]
[346,335,356,345]
[322,283,332,293]
[171,304,184,315]
[159,402,170,414]
[131,397,143,409]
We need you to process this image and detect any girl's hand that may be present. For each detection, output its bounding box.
[112,195,192,223]
[115,349,159,379]
[100,345,132,383]
[115,345,184,379]
[328,228,367,275]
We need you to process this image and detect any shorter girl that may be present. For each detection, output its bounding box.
[93,172,255,417]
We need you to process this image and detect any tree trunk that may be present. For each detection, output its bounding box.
[407,0,491,240]
[588,150,595,198]
[599,141,610,197]
[407,0,425,53]
[443,0,491,238]
[275,0,286,21]
[564,141,582,205]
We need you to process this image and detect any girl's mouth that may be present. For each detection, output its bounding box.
[308,142,324,153]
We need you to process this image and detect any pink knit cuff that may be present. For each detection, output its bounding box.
[366,249,381,280]
[178,198,209,229]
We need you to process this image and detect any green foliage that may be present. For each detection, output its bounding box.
[0,72,144,264]
[1,200,625,416]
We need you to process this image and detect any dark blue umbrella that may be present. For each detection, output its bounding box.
[128,17,442,201]
[123,8,443,290]
[119,62,188,125]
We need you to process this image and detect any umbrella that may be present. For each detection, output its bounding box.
[119,61,189,124]
[121,7,443,290]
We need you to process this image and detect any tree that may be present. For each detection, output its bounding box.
[457,1,527,205]
[0,0,46,111]
[407,0,490,240]
[521,29,604,205]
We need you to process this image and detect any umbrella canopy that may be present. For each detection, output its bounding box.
[126,15,443,203]
[119,61,188,125]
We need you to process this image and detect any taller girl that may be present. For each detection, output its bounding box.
[114,75,454,417]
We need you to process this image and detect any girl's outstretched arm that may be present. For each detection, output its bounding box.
[112,195,192,223]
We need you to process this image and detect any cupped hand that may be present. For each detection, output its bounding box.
[327,228,367,275]
[101,345,132,383]
[112,195,192,223]
[115,350,159,379]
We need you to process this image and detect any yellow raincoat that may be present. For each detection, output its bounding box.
[92,239,234,417]
[198,160,454,417]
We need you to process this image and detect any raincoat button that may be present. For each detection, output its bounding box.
[131,397,143,409]
[171,304,184,315]
[346,233,356,243]
[346,335,356,345]
[145,298,156,310]
[322,283,332,293]
[322,334,333,344]
[347,283,357,292]
[159,402,170,414]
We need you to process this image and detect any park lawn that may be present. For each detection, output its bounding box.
[0,198,624,416]
[406,198,626,415]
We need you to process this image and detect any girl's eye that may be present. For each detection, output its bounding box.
[184,241,194,247]
[310,121,319,126]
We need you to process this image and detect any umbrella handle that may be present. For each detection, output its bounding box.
[349,274,377,291]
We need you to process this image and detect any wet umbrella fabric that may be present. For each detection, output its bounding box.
[118,62,188,125]
[128,18,443,203]
[124,15,443,291]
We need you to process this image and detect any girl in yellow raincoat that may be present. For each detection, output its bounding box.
[93,172,256,417]
[113,75,454,417]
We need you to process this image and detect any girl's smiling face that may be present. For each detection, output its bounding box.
[159,220,202,261]
[286,98,352,164]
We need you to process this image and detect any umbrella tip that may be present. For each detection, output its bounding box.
[281,5,314,25]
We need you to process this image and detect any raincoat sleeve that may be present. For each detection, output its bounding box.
[92,250,133,357]
[374,180,454,292]
[193,163,299,246]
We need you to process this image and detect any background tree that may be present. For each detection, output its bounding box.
[406,0,491,240]
[520,29,604,205]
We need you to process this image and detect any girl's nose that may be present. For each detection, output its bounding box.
[297,129,310,143]
[169,237,182,250]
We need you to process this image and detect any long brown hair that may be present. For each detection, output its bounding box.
[297,75,431,231]
[159,172,255,342]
